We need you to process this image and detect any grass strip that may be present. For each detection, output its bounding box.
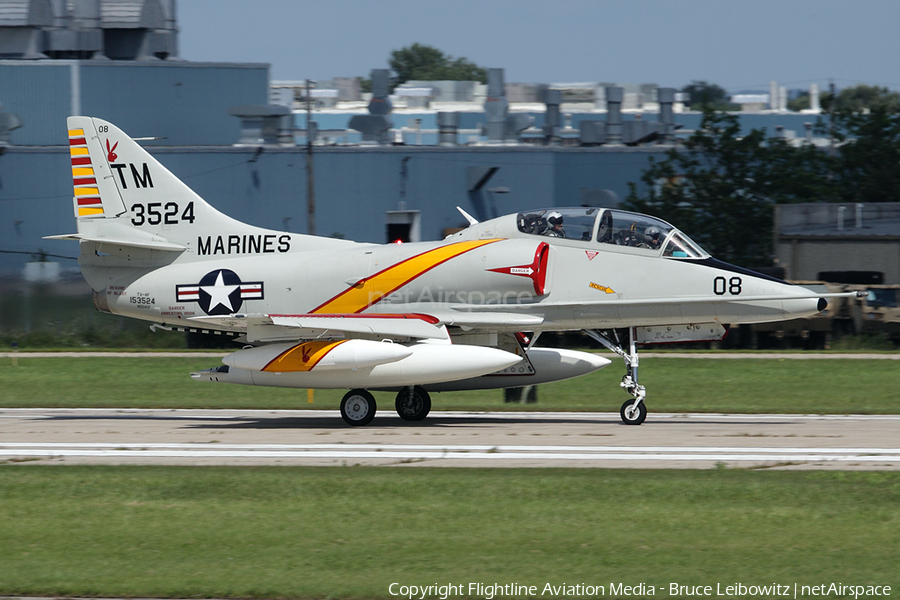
[1,356,897,414]
[0,465,898,599]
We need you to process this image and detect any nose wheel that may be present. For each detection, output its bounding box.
[620,398,647,425]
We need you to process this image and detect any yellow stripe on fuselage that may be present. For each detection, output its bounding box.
[68,129,85,137]
[78,207,104,217]
[69,147,89,156]
[72,167,95,176]
[312,239,500,314]
[73,187,100,196]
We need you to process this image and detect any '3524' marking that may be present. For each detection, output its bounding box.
[131,201,195,226]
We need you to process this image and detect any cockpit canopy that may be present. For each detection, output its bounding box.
[516,208,708,259]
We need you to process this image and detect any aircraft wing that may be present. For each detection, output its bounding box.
[406,311,544,329]
[188,310,545,342]
[188,313,452,343]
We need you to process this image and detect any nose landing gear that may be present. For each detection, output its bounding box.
[584,327,647,425]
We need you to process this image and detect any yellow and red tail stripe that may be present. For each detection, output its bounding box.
[68,128,103,217]
[262,340,347,372]
[310,239,501,314]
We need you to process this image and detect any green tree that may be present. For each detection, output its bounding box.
[821,84,900,113]
[388,43,487,86]
[828,105,900,203]
[681,81,737,111]
[787,90,811,112]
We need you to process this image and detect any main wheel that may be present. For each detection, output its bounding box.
[395,386,431,421]
[340,389,377,426]
[620,399,647,425]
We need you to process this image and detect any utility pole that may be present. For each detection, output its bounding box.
[305,79,316,235]
[828,79,836,160]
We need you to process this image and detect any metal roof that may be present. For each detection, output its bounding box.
[101,0,165,29]
[0,0,53,26]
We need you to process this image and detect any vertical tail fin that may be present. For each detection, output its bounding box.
[67,115,217,231]
[60,116,354,257]
[66,116,273,250]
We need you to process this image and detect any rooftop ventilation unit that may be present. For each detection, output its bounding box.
[349,69,393,143]
[0,0,178,60]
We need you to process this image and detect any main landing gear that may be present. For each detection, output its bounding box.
[340,389,376,426]
[395,386,432,421]
[583,327,647,425]
[339,386,432,426]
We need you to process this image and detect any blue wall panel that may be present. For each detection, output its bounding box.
[0,61,268,146]
[80,62,269,145]
[0,62,72,145]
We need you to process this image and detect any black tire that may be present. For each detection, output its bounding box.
[395,386,432,421]
[340,389,377,426]
[620,399,647,425]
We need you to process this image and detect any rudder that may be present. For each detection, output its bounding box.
[68,117,127,219]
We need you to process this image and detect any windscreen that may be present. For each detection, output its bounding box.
[516,207,707,259]
[597,209,706,258]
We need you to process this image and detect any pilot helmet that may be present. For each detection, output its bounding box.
[645,226,661,241]
[547,211,564,226]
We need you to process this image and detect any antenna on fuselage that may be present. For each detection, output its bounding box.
[457,206,479,226]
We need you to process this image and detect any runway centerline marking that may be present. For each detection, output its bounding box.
[3,442,899,464]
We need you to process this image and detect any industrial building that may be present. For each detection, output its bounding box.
[774,203,900,285]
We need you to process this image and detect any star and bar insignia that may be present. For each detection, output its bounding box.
[176,269,264,315]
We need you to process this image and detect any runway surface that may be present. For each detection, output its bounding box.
[1,409,898,469]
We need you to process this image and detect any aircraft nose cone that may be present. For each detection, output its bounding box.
[817,298,828,312]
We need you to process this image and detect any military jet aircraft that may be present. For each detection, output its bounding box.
[49,117,847,426]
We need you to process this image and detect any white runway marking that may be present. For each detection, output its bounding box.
[3,441,900,463]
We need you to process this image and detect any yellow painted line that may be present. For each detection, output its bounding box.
[68,129,84,137]
[311,239,500,314]
[72,167,95,176]
[69,147,89,156]
[78,207,104,217]
[74,187,100,196]
[262,340,347,372]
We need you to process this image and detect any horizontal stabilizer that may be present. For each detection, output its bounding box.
[44,233,186,252]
